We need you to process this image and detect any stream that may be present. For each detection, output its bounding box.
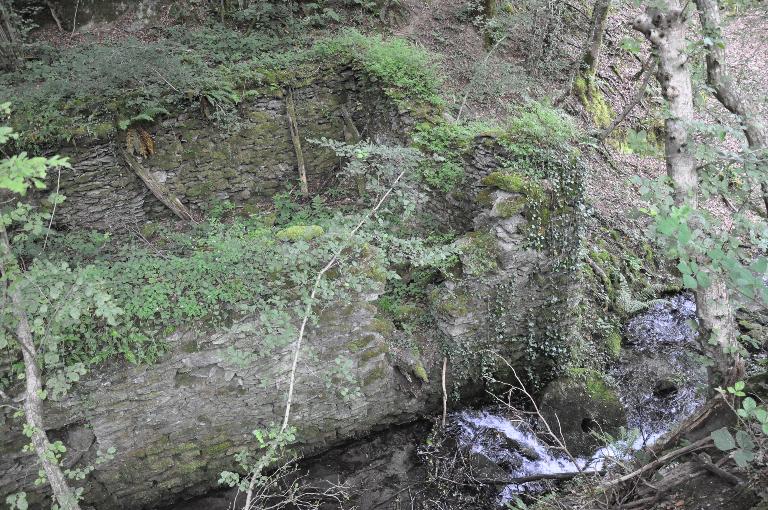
[166,294,707,509]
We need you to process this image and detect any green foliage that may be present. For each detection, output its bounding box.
[504,100,577,150]
[0,103,70,193]
[275,225,325,242]
[636,175,768,305]
[2,26,443,147]
[421,161,465,193]
[218,425,297,491]
[314,29,444,107]
[5,492,28,510]
[413,120,498,191]
[709,381,768,467]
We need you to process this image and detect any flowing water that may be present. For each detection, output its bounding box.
[448,293,707,504]
[165,294,707,509]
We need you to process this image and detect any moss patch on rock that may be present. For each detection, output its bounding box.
[494,195,527,218]
[275,225,324,241]
[574,75,614,129]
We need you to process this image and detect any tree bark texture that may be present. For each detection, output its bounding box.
[0,228,82,510]
[695,0,768,217]
[286,88,309,195]
[634,2,743,389]
[584,0,611,79]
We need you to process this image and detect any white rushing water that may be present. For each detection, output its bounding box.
[450,294,707,506]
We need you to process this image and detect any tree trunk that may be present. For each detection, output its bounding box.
[0,228,82,510]
[583,0,610,80]
[340,106,365,199]
[694,0,768,217]
[0,1,21,71]
[285,88,309,196]
[482,0,497,48]
[633,3,697,205]
[556,0,611,108]
[634,2,743,389]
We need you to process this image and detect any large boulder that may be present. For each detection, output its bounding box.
[539,370,627,457]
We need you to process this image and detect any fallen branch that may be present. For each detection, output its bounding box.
[285,88,308,195]
[279,166,410,434]
[598,57,656,141]
[602,436,712,488]
[441,356,448,428]
[477,471,591,485]
[120,146,196,222]
[696,453,743,486]
[340,106,365,198]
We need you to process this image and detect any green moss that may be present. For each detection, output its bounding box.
[460,232,500,276]
[202,440,233,456]
[362,364,387,386]
[575,75,613,129]
[482,171,544,199]
[482,171,527,193]
[413,361,429,383]
[567,368,619,403]
[91,122,115,139]
[181,340,200,354]
[475,189,494,207]
[346,335,375,352]
[370,317,396,337]
[275,225,324,242]
[360,342,389,362]
[186,182,212,199]
[495,196,527,218]
[435,289,470,317]
[604,328,622,358]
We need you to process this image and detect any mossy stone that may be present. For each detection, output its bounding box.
[540,370,626,456]
[275,225,324,242]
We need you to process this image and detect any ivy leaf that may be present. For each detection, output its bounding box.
[657,217,677,236]
[711,427,735,451]
[682,274,698,289]
[735,430,754,451]
[733,448,755,468]
[695,271,711,289]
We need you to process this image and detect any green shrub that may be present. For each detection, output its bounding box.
[314,29,444,107]
[505,100,576,149]
[413,120,497,191]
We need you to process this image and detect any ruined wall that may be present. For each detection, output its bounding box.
[0,287,439,509]
[0,141,585,509]
[53,68,413,230]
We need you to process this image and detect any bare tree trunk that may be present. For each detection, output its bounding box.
[340,106,365,199]
[286,88,309,196]
[121,146,197,222]
[583,0,610,79]
[482,0,497,47]
[0,0,21,71]
[0,228,82,510]
[556,0,611,106]
[633,4,697,204]
[695,0,768,217]
[634,2,743,389]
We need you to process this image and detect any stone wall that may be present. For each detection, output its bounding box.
[0,286,441,509]
[52,68,413,231]
[1,110,585,508]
